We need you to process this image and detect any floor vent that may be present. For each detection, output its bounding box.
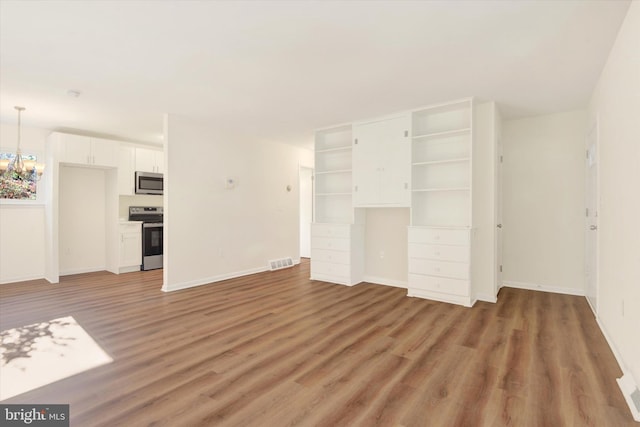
[268,257,294,271]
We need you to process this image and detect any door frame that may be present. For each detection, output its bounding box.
[585,116,600,315]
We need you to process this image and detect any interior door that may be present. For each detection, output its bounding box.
[495,137,504,295]
[585,119,599,313]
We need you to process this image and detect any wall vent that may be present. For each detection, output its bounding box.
[268,257,294,271]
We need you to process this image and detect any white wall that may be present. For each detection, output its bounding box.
[58,166,107,275]
[502,110,587,294]
[0,124,49,284]
[589,1,640,399]
[472,101,498,302]
[163,114,313,291]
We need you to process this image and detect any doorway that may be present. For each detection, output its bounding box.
[299,166,313,258]
[585,118,599,314]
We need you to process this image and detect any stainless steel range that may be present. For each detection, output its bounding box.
[129,206,163,271]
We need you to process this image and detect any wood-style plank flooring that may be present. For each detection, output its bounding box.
[0,260,635,426]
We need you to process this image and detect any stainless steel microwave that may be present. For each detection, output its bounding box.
[135,171,163,195]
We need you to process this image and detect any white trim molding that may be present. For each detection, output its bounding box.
[502,280,585,296]
[362,276,408,289]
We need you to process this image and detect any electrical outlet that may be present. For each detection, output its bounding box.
[379,250,385,259]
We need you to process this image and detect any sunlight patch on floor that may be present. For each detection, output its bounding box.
[0,316,113,400]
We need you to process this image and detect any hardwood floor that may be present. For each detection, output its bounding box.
[0,260,635,426]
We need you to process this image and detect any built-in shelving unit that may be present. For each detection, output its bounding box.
[410,100,472,227]
[314,125,353,224]
[311,98,496,306]
[408,99,474,306]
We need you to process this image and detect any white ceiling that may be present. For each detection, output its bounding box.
[0,0,631,149]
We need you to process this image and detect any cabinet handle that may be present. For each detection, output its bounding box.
[355,185,358,192]
[404,183,408,189]
[354,138,358,145]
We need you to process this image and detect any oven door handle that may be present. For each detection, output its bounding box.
[143,222,164,228]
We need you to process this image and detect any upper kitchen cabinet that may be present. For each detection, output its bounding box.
[52,133,118,168]
[135,147,164,174]
[352,114,411,207]
[118,145,135,196]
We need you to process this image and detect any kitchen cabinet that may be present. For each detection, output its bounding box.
[119,221,142,273]
[118,145,135,195]
[55,133,118,168]
[352,114,411,207]
[135,147,164,174]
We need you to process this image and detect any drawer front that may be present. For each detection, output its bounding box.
[311,261,351,278]
[408,258,469,280]
[311,249,351,265]
[311,224,351,238]
[408,243,469,263]
[120,224,141,234]
[311,236,350,251]
[408,274,469,297]
[408,228,469,246]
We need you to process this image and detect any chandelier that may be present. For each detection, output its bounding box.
[0,106,45,180]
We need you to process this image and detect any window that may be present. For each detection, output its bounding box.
[0,152,41,200]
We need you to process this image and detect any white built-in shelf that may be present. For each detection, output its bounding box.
[315,169,352,175]
[316,192,352,197]
[412,187,470,193]
[412,128,471,141]
[412,158,470,167]
[315,146,352,154]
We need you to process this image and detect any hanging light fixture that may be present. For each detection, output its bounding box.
[0,106,45,180]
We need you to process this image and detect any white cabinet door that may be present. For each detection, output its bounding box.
[60,134,92,165]
[57,134,117,167]
[119,224,142,268]
[353,121,380,206]
[135,148,156,173]
[118,145,135,195]
[91,138,118,168]
[135,147,163,173]
[353,115,410,207]
[154,151,164,174]
[379,116,411,205]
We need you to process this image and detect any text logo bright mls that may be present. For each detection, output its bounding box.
[1,405,69,426]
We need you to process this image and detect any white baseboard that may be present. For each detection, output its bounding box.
[475,293,498,303]
[362,275,407,289]
[617,374,640,422]
[60,266,107,276]
[502,280,585,296]
[597,318,640,423]
[162,266,268,292]
[0,273,45,285]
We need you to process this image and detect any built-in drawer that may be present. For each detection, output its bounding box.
[408,258,469,280]
[311,249,351,265]
[311,223,351,238]
[408,243,469,263]
[408,274,469,297]
[408,227,469,246]
[311,236,350,251]
[119,223,142,234]
[311,261,351,279]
